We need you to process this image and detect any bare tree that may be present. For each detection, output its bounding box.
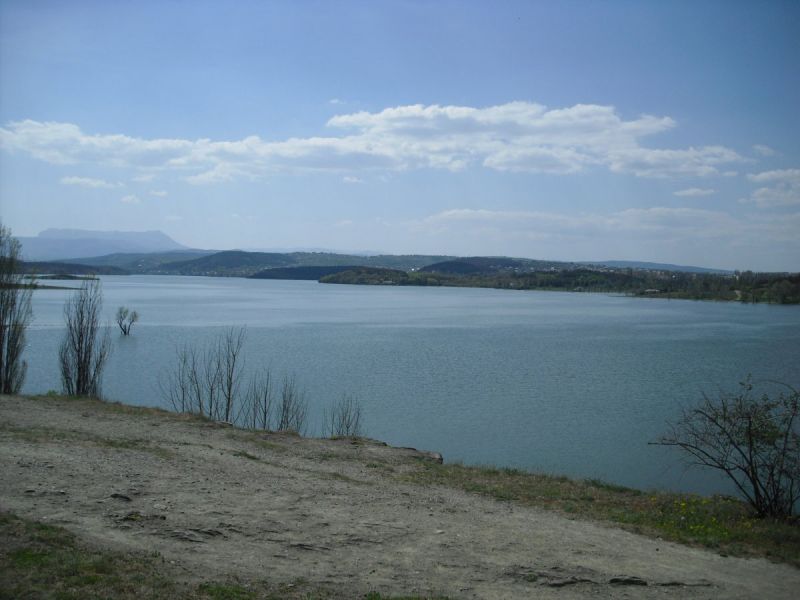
[159,328,312,434]
[0,224,33,394]
[324,393,364,438]
[160,327,248,423]
[115,306,139,335]
[159,343,194,414]
[219,327,245,422]
[202,342,223,419]
[655,377,800,518]
[59,280,111,398]
[239,369,274,430]
[275,374,307,433]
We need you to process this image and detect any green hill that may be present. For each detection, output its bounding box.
[21,261,129,276]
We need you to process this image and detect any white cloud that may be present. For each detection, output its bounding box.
[149,190,168,197]
[0,102,744,182]
[407,206,798,270]
[673,187,716,197]
[743,188,800,208]
[185,162,252,185]
[753,144,776,157]
[746,169,800,184]
[342,176,363,184]
[428,206,734,234]
[607,146,741,178]
[60,176,120,189]
[612,207,737,234]
[120,194,140,204]
[132,173,155,182]
[743,169,800,208]
[418,206,766,248]
[0,119,191,166]
[329,98,345,105]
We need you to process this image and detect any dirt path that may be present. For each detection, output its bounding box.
[1,395,798,599]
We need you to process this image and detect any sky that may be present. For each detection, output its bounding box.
[0,0,798,271]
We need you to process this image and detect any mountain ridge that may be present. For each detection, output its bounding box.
[18,229,187,261]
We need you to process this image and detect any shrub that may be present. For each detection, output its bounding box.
[656,377,799,518]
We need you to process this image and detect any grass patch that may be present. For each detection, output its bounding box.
[364,594,449,600]
[27,393,212,428]
[0,423,173,459]
[227,430,289,454]
[254,439,288,453]
[232,450,260,461]
[196,583,256,600]
[314,451,338,462]
[365,461,396,473]
[402,461,800,566]
[324,471,365,485]
[0,513,383,599]
[0,511,180,599]
[96,437,173,459]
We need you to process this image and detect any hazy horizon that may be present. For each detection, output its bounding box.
[1,1,798,271]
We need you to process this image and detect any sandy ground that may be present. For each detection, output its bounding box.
[1,395,799,599]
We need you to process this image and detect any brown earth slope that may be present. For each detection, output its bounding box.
[1,395,798,599]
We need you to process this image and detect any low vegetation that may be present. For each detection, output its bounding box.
[0,512,408,599]
[402,461,800,566]
[0,511,180,600]
[320,263,800,304]
[0,504,448,599]
[655,378,799,519]
[3,393,799,600]
[18,261,126,276]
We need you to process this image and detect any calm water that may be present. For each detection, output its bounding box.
[21,275,800,496]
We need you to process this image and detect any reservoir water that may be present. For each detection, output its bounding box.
[20,275,800,497]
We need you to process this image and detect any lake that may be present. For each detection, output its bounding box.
[20,275,800,497]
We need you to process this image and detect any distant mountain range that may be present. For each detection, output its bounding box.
[12,231,793,303]
[28,245,457,277]
[16,228,740,275]
[18,229,188,261]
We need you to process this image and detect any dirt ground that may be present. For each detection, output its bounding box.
[1,395,799,599]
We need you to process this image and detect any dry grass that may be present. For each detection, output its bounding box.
[402,461,800,567]
[1,512,444,599]
[0,511,181,599]
[0,422,174,459]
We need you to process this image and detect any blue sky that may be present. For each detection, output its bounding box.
[1,0,798,271]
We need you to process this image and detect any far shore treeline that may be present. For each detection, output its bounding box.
[15,249,800,304]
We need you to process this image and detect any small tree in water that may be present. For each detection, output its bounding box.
[116,306,139,335]
[655,377,799,519]
[59,280,111,398]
